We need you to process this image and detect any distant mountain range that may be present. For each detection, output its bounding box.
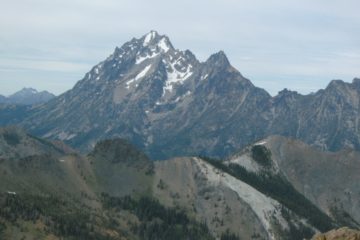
[0,126,359,239]
[0,31,359,161]
[0,87,55,105]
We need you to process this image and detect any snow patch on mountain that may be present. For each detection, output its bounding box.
[126,65,152,89]
[143,31,156,46]
[136,65,152,79]
[155,90,192,106]
[58,131,77,141]
[255,141,267,145]
[158,38,170,52]
[175,90,191,103]
[136,52,160,64]
[201,74,209,81]
[163,63,193,94]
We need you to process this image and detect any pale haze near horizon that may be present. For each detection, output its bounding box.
[0,0,359,96]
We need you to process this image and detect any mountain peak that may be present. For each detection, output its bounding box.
[325,79,347,92]
[140,31,174,53]
[142,30,160,45]
[110,31,175,61]
[18,87,38,95]
[206,50,230,67]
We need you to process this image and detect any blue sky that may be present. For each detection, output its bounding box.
[0,0,359,96]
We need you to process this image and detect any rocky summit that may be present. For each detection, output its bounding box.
[1,31,360,160]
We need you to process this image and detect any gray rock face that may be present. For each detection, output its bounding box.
[0,88,55,105]
[4,31,360,159]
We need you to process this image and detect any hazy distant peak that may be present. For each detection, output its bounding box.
[2,87,56,105]
[14,87,38,96]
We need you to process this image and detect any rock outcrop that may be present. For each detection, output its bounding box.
[312,227,360,240]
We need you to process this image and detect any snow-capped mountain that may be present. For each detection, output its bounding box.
[19,31,269,158]
[3,31,360,159]
[0,88,55,105]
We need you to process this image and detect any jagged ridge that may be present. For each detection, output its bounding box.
[0,31,359,160]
